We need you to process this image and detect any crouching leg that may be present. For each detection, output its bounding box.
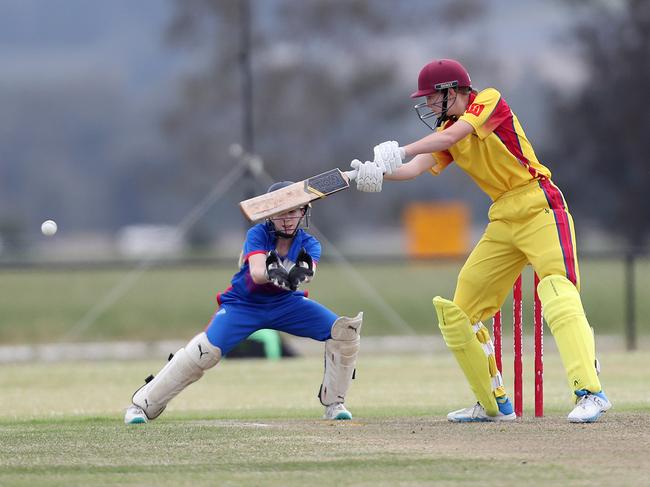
[319,313,362,420]
[124,332,221,424]
[434,297,515,422]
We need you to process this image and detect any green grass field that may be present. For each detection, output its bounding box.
[1,350,649,486]
[0,258,648,343]
[1,257,647,484]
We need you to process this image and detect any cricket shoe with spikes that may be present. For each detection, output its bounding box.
[447,397,516,423]
[124,404,148,424]
[568,390,612,423]
[324,403,352,420]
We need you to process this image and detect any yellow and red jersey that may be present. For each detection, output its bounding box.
[429,88,551,201]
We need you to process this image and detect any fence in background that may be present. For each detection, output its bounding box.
[1,249,646,350]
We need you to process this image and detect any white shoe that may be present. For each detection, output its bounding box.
[447,402,517,423]
[124,404,148,424]
[324,403,352,420]
[568,391,612,423]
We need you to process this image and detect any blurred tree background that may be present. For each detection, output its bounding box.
[546,0,650,247]
[0,0,648,255]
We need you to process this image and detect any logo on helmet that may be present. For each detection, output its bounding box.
[435,81,459,90]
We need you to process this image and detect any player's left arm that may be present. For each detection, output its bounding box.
[402,120,474,159]
[382,120,472,181]
[363,120,472,186]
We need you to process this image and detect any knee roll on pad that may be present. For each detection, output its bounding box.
[537,275,585,331]
[132,332,221,420]
[537,275,591,345]
[330,313,363,341]
[319,313,362,406]
[434,297,476,350]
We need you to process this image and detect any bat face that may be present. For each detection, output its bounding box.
[239,168,352,222]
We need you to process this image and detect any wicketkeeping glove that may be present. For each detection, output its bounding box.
[288,248,314,290]
[265,250,292,291]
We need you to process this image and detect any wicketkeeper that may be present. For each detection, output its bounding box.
[351,58,610,423]
[124,181,362,424]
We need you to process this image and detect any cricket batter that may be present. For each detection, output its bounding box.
[124,182,362,424]
[351,59,610,423]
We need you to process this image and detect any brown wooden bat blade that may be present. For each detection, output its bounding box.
[239,168,353,222]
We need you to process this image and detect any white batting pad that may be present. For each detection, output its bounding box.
[319,313,363,406]
[132,332,221,420]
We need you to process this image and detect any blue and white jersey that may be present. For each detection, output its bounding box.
[217,222,321,304]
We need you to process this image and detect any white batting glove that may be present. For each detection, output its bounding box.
[373,140,405,174]
[350,159,383,193]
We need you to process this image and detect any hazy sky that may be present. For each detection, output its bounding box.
[0,1,580,98]
[0,0,588,244]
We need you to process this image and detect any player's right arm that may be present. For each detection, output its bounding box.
[248,253,269,284]
[351,155,436,191]
[243,224,280,286]
[352,151,449,191]
[384,153,436,181]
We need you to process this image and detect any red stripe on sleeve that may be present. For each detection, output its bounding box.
[243,250,267,263]
[493,117,540,179]
[485,98,511,131]
[494,118,528,168]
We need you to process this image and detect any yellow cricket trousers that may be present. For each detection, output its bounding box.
[454,177,579,324]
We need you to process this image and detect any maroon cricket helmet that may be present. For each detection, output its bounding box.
[410,59,472,99]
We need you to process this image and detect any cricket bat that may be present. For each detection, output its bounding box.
[239,168,358,222]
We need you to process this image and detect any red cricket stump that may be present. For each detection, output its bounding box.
[513,275,523,417]
[492,272,544,417]
[534,273,544,417]
[493,310,502,373]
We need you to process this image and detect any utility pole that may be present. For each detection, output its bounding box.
[240,0,254,154]
[238,0,257,198]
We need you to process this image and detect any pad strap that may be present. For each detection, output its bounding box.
[474,321,506,396]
